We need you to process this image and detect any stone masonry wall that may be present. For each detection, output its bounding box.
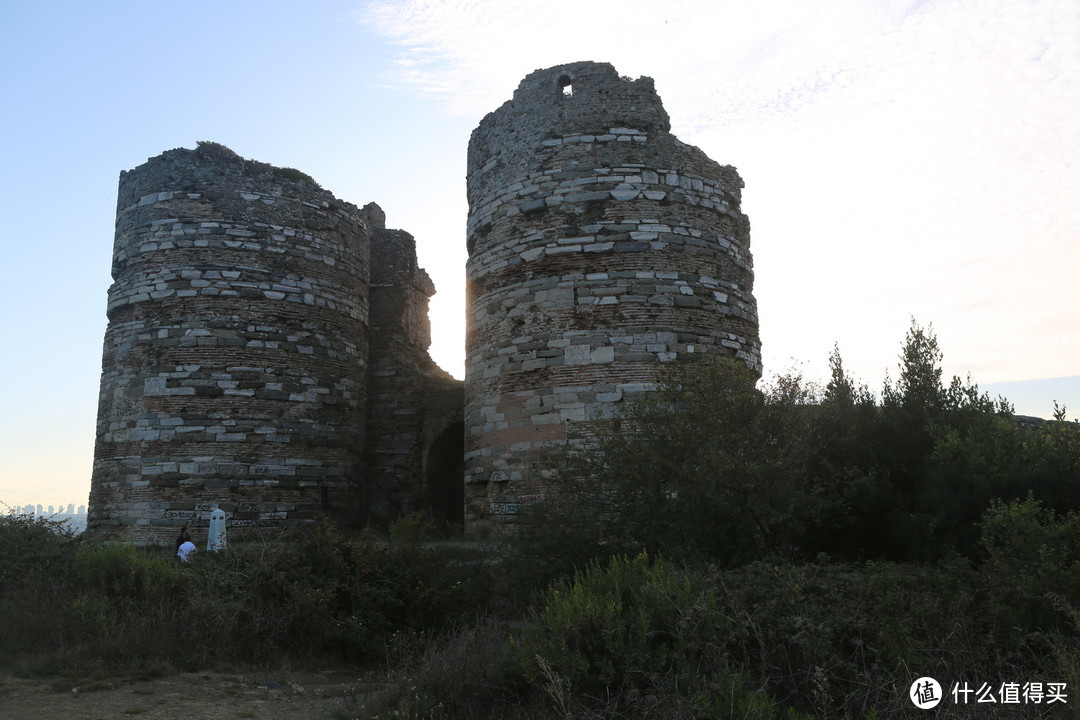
[88,60,759,540]
[365,222,462,520]
[89,144,375,542]
[464,62,761,524]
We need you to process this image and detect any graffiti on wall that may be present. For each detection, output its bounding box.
[487,493,546,516]
[162,503,288,527]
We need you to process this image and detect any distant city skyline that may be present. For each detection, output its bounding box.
[7,503,86,515]
[4,503,88,533]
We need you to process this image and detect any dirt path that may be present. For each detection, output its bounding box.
[0,669,377,720]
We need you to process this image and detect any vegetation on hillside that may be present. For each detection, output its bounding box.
[4,320,1079,718]
[514,321,1079,573]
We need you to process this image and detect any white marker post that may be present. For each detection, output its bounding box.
[207,507,227,552]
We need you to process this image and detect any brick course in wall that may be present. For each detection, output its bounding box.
[89,61,761,541]
[366,224,463,520]
[464,62,761,524]
[89,144,462,543]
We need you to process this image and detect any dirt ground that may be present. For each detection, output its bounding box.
[0,669,376,720]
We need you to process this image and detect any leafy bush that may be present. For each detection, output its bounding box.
[710,561,972,716]
[514,553,698,691]
[513,553,785,717]
[511,357,832,570]
[0,512,80,585]
[72,542,186,601]
[704,559,1073,719]
[980,495,1080,630]
[194,140,238,159]
[0,513,83,662]
[270,165,319,185]
[0,515,495,674]
[514,321,1080,571]
[350,617,520,720]
[507,517,1080,717]
[179,519,492,664]
[194,140,321,187]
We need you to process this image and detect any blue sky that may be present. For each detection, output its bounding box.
[1,0,1077,510]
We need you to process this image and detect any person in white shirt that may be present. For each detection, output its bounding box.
[177,540,197,562]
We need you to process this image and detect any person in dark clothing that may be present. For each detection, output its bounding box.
[175,525,192,552]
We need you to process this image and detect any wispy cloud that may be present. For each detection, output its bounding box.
[358,0,924,126]
[359,0,1080,383]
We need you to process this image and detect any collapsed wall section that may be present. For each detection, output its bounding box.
[464,62,761,524]
[365,221,464,522]
[88,144,374,542]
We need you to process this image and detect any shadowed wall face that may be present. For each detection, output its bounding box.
[464,62,761,525]
[365,226,461,521]
[90,145,374,542]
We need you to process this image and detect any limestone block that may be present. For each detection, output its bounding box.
[610,184,641,201]
[591,346,615,363]
[143,377,166,396]
[564,344,591,365]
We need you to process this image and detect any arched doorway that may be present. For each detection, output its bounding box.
[425,421,464,525]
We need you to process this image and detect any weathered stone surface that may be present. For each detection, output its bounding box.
[89,61,764,541]
[366,226,464,522]
[464,61,761,526]
[89,144,463,544]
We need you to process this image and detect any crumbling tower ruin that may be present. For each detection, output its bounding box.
[89,61,760,541]
[89,145,373,541]
[89,143,462,542]
[464,62,761,522]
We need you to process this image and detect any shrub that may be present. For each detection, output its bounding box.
[707,559,1072,718]
[514,553,700,691]
[72,542,186,601]
[0,515,496,675]
[270,165,319,186]
[0,513,83,662]
[351,617,520,720]
[512,552,783,717]
[194,140,238,159]
[980,495,1080,630]
[0,512,81,585]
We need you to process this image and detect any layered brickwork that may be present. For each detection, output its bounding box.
[88,60,761,540]
[89,144,375,542]
[464,62,761,523]
[366,224,463,520]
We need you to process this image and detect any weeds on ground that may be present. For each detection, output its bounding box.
[0,514,491,676]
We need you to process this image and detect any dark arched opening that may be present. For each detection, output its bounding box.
[425,421,464,526]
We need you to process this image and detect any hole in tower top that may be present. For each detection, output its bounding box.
[558,75,573,97]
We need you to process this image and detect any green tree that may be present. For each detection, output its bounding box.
[520,356,844,567]
[518,322,1080,570]
[880,319,947,504]
[980,495,1080,629]
[811,344,891,559]
[875,320,1022,559]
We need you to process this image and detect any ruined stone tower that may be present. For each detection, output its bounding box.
[89,61,760,540]
[89,143,461,542]
[464,62,760,522]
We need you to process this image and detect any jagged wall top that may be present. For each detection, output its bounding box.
[467,62,670,186]
[117,142,387,235]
